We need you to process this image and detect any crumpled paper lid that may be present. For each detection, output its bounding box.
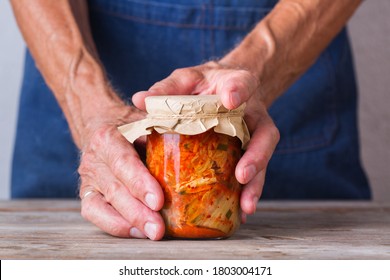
[118,95,250,148]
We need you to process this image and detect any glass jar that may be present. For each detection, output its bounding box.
[118,95,250,239]
[146,129,242,239]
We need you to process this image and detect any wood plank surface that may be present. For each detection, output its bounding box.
[0,200,389,259]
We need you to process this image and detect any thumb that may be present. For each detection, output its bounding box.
[216,70,259,110]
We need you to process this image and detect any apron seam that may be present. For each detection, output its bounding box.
[90,6,263,31]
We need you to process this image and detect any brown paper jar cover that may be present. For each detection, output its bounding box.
[118,95,250,148]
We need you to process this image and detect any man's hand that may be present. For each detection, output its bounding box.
[11,0,167,240]
[132,62,280,219]
[77,107,166,240]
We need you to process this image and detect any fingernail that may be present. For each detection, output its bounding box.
[144,222,158,240]
[244,165,257,182]
[231,92,241,108]
[145,193,157,210]
[130,227,147,239]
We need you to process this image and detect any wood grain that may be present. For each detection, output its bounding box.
[0,200,389,259]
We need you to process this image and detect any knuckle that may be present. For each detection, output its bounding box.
[224,75,249,93]
[111,152,138,176]
[91,129,106,149]
[269,125,280,144]
[104,180,123,204]
[77,163,87,176]
[151,78,179,92]
[89,127,109,151]
[236,69,252,79]
[234,70,259,91]
[172,67,203,82]
[171,67,191,77]
[78,155,93,175]
[171,68,184,76]
[228,69,253,82]
[150,80,165,90]
[127,177,144,196]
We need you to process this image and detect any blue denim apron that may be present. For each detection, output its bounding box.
[12,0,371,199]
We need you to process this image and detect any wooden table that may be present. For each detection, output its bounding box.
[0,200,389,259]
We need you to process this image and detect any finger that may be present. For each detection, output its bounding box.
[240,169,266,215]
[216,70,259,110]
[96,169,165,240]
[81,189,138,238]
[131,91,160,111]
[235,117,279,185]
[79,184,97,200]
[150,67,205,94]
[79,156,165,240]
[88,127,165,211]
[132,67,206,110]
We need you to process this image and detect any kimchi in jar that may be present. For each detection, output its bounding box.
[146,129,242,238]
[118,95,250,239]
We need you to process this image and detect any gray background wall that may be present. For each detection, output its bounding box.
[0,0,24,200]
[1,1,389,201]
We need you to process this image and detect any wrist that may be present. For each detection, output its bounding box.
[57,52,145,148]
[219,22,277,108]
[80,102,145,150]
[219,26,272,79]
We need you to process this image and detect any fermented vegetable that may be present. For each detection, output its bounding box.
[146,129,242,239]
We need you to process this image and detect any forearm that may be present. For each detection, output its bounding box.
[220,0,362,107]
[11,0,137,148]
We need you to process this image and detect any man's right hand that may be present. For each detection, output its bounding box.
[77,108,165,240]
[11,0,166,240]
